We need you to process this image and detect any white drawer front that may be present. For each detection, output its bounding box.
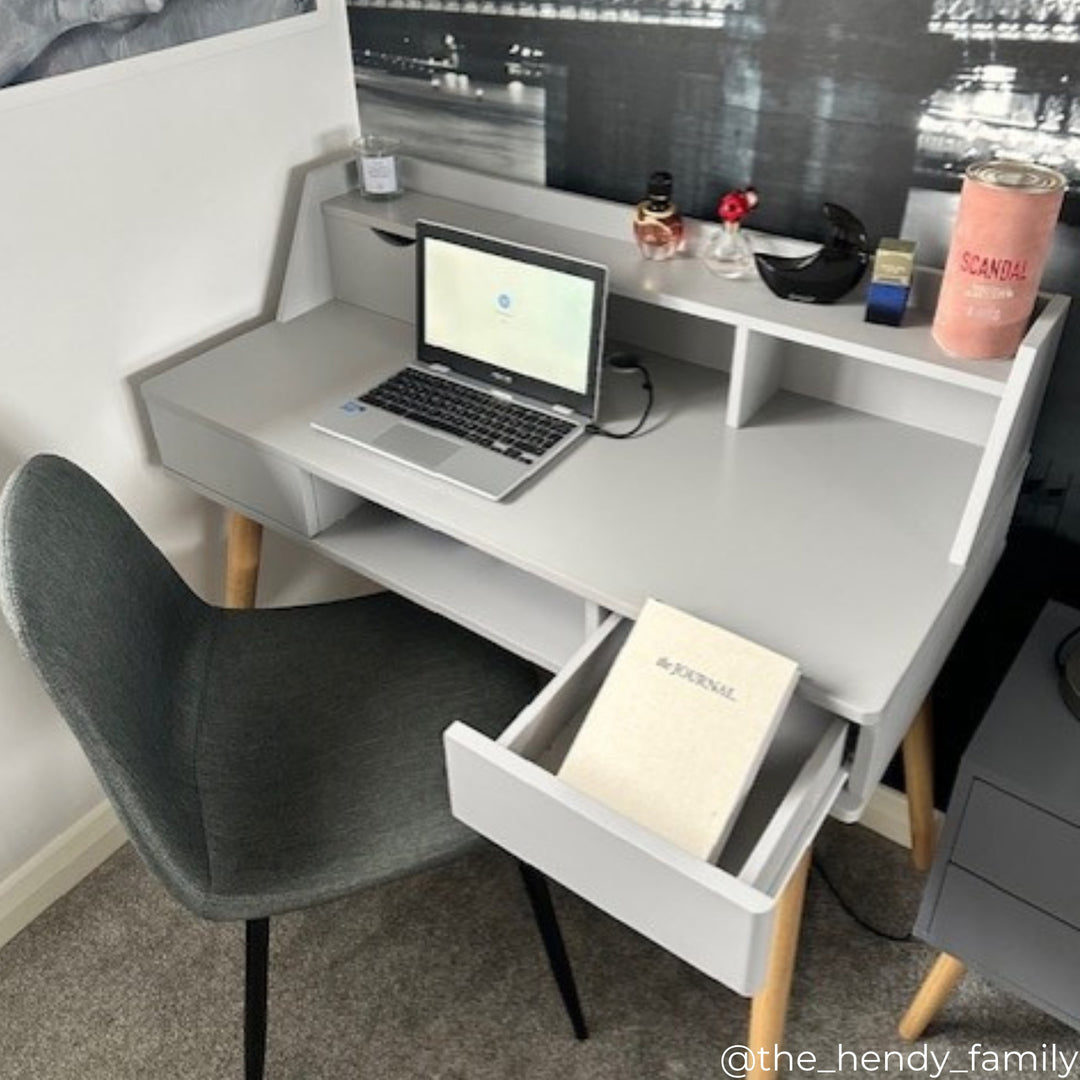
[148,402,360,536]
[445,616,847,996]
[324,215,415,323]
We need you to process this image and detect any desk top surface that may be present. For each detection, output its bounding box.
[144,299,990,724]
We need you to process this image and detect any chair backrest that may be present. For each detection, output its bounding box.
[0,455,213,896]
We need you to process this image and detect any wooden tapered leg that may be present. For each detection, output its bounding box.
[898,952,966,1041]
[746,850,812,1080]
[225,512,263,610]
[902,698,936,872]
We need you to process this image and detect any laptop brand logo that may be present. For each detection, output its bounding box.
[491,371,513,384]
[496,291,513,314]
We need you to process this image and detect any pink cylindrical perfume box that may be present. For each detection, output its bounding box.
[932,161,1065,360]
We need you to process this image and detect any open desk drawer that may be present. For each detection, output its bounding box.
[445,616,848,996]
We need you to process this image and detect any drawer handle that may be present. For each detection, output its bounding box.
[371,228,417,248]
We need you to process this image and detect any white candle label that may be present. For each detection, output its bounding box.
[361,154,398,195]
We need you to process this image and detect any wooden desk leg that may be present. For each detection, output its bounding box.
[746,850,811,1080]
[225,511,263,610]
[902,698,936,872]
[898,952,966,1041]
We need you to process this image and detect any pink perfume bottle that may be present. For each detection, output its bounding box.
[633,171,685,261]
[703,187,758,279]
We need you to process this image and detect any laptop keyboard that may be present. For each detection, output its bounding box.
[361,368,576,462]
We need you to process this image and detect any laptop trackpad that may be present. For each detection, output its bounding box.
[374,424,459,469]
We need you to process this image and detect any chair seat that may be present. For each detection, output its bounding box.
[182,592,539,920]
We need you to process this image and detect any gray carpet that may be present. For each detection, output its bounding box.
[1,821,1076,1079]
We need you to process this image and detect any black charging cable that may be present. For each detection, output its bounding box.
[1054,624,1080,672]
[811,855,913,943]
[588,352,654,440]
[1054,623,1080,721]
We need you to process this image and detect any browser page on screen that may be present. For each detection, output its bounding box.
[424,238,595,395]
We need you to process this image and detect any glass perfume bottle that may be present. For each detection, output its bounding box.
[633,171,684,261]
[703,187,758,279]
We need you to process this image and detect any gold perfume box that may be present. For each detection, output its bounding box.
[866,238,916,326]
[872,238,916,287]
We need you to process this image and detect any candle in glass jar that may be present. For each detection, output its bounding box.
[354,134,402,200]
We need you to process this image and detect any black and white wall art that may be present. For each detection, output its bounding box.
[349,0,1078,232]
[0,0,317,89]
[350,0,1080,536]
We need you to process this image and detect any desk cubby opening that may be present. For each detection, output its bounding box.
[729,329,1002,444]
[444,616,848,994]
[312,501,594,672]
[607,294,736,376]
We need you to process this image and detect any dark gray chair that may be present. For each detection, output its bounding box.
[0,454,586,1078]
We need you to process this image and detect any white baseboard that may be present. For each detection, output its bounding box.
[858,783,944,850]
[0,802,127,951]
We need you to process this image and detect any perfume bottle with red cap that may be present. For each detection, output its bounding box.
[703,187,758,279]
[632,171,685,261]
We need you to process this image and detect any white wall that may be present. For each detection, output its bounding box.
[0,2,362,889]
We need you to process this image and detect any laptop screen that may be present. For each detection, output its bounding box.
[416,221,607,417]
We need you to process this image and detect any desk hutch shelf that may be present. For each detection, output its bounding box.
[300,159,1067,570]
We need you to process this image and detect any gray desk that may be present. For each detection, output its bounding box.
[140,155,1069,1079]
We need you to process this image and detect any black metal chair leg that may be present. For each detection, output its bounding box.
[245,918,270,1080]
[517,861,588,1040]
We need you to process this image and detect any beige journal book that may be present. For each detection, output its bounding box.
[557,599,800,862]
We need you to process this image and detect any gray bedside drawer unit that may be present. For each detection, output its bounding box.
[914,600,1080,1031]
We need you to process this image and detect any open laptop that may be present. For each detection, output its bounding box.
[310,220,608,500]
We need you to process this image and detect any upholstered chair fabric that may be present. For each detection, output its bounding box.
[0,455,540,921]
